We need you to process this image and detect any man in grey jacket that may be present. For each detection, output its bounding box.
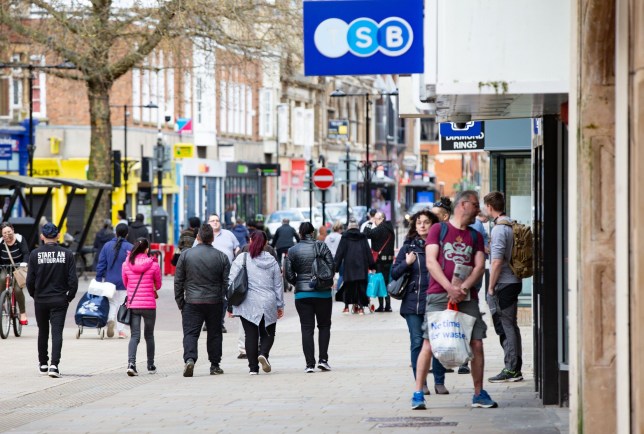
[174,224,230,377]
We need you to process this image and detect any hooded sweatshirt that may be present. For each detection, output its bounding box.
[121,253,162,309]
[230,251,284,326]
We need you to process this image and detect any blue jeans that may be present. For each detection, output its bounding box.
[402,313,446,385]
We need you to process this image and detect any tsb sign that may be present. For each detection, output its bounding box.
[304,0,423,76]
[314,17,414,58]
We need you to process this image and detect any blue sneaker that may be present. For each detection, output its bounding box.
[472,389,498,408]
[411,391,426,410]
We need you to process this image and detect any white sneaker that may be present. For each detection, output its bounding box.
[317,360,332,371]
[305,366,315,373]
[258,355,271,373]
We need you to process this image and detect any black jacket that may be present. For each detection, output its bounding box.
[0,235,30,266]
[364,221,395,263]
[177,228,197,252]
[271,224,300,251]
[127,221,150,244]
[285,237,334,293]
[334,228,375,283]
[26,242,78,304]
[391,237,428,316]
[174,243,230,309]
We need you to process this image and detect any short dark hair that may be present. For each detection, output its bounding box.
[434,196,452,214]
[188,216,201,229]
[115,223,129,238]
[483,191,505,213]
[135,213,144,222]
[299,221,315,238]
[198,223,214,244]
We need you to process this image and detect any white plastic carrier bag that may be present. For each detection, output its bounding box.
[87,279,116,299]
[427,302,477,368]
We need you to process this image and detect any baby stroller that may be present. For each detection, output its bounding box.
[74,280,115,339]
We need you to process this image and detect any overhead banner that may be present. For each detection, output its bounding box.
[439,122,485,152]
[303,0,424,76]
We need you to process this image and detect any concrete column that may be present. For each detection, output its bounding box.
[576,0,617,432]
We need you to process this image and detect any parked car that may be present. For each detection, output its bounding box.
[320,202,352,226]
[404,201,434,227]
[265,209,307,237]
[293,207,324,228]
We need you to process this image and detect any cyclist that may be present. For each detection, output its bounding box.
[0,222,30,325]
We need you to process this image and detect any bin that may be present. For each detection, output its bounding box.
[162,244,175,276]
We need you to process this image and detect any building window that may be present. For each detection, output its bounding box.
[246,87,253,136]
[220,81,227,133]
[196,77,203,124]
[259,88,274,137]
[420,153,429,172]
[420,118,437,141]
[0,77,9,117]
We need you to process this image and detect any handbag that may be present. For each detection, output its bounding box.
[170,252,180,267]
[371,233,393,262]
[117,272,145,325]
[387,246,411,300]
[4,241,27,288]
[227,252,249,306]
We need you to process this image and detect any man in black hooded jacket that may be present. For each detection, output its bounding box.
[127,213,150,244]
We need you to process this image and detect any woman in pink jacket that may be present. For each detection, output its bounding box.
[121,238,162,376]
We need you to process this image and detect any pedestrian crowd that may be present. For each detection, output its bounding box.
[22,190,529,413]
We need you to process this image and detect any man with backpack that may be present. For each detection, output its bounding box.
[483,191,530,383]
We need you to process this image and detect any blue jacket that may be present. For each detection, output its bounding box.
[232,224,249,247]
[391,237,429,316]
[95,237,133,290]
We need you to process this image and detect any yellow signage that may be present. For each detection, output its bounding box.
[173,143,194,159]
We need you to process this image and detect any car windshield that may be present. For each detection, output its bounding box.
[267,211,301,223]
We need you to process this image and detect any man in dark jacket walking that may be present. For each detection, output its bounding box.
[364,212,395,311]
[271,218,300,265]
[26,223,78,378]
[174,223,230,377]
[127,213,150,244]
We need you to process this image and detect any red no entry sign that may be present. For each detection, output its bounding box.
[312,167,334,190]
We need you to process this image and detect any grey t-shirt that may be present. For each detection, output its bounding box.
[490,216,521,284]
[192,229,239,263]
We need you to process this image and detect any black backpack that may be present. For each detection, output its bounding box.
[309,241,334,290]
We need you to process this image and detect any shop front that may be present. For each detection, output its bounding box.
[225,162,280,222]
[177,158,226,231]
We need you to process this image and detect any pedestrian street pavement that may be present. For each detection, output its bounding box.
[0,276,569,433]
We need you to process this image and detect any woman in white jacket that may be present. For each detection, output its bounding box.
[228,231,284,375]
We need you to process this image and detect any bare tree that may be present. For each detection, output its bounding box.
[0,0,301,237]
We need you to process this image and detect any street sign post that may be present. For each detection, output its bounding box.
[312,167,334,190]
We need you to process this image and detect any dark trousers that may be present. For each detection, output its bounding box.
[375,262,392,309]
[128,309,156,365]
[182,303,223,365]
[294,297,332,368]
[240,316,276,372]
[402,313,445,385]
[34,301,69,366]
[492,283,523,372]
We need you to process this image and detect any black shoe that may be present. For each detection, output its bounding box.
[374,306,384,312]
[183,359,195,377]
[458,365,471,375]
[384,307,392,312]
[147,364,157,374]
[38,364,48,375]
[127,363,138,377]
[445,368,455,373]
[48,365,61,378]
[237,353,248,359]
[210,364,224,375]
[221,326,227,333]
[488,368,523,383]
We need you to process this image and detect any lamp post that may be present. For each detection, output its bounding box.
[330,89,398,208]
[110,102,158,219]
[0,60,75,213]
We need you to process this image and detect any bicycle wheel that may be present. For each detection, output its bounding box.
[74,253,85,278]
[12,294,21,337]
[0,291,10,339]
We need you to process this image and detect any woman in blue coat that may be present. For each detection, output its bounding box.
[96,223,133,339]
[391,209,450,395]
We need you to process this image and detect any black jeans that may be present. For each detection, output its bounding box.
[294,297,332,368]
[128,309,156,365]
[240,316,276,372]
[34,301,68,366]
[182,303,223,365]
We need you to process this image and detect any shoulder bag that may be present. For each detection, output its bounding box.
[371,233,392,262]
[310,241,334,290]
[4,242,27,288]
[117,272,145,325]
[386,245,410,300]
[227,253,249,306]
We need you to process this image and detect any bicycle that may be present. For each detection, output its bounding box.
[0,264,23,339]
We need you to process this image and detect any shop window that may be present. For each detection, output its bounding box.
[0,77,9,117]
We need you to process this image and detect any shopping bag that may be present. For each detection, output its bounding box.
[87,279,116,299]
[366,273,387,298]
[13,266,27,288]
[427,303,477,368]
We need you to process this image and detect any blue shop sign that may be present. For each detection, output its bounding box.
[439,122,485,152]
[0,144,12,160]
[303,0,424,76]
